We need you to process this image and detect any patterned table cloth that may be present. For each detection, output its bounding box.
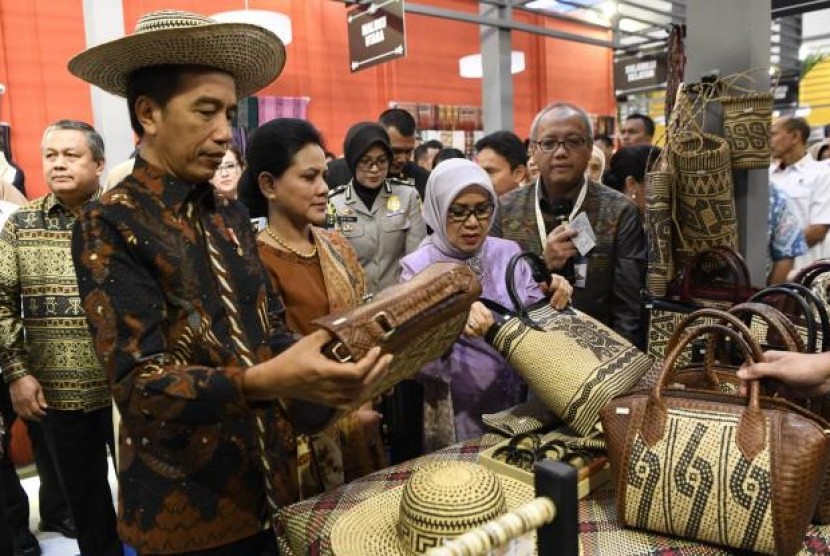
[277,434,830,555]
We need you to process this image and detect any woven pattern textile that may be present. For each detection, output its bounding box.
[490,303,651,436]
[624,408,774,553]
[276,435,830,555]
[645,170,674,297]
[673,133,738,267]
[722,93,773,170]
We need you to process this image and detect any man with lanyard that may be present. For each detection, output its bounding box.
[326,108,430,200]
[68,10,390,555]
[490,102,646,348]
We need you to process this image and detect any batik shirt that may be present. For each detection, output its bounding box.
[491,179,646,347]
[72,156,301,554]
[769,185,807,270]
[0,193,109,411]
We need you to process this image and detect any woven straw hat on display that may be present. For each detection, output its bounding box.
[330,461,533,555]
[67,10,285,98]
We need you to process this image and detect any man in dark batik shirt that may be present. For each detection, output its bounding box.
[68,10,390,556]
[491,102,646,347]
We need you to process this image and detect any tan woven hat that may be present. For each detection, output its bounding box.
[67,10,285,98]
[330,461,533,555]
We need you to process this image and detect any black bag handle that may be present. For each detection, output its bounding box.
[749,285,818,352]
[505,251,551,326]
[776,282,829,352]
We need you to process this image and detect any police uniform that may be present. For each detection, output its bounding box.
[328,180,426,295]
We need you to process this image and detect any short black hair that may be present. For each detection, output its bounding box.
[604,144,662,191]
[414,140,443,164]
[42,119,105,162]
[783,116,811,145]
[237,118,325,219]
[432,148,466,167]
[625,113,655,138]
[474,131,527,170]
[594,135,613,148]
[379,108,417,137]
[126,64,232,138]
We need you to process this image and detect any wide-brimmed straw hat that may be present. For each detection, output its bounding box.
[330,461,533,555]
[68,10,285,98]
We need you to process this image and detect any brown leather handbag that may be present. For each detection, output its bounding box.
[601,321,830,555]
[312,261,481,410]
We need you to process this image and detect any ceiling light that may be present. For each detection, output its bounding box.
[459,51,526,79]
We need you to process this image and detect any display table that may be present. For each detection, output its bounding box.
[277,434,830,555]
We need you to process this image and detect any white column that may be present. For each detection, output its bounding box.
[480,2,514,133]
[81,0,133,178]
[686,0,772,285]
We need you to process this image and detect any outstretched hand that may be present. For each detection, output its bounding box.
[737,350,830,398]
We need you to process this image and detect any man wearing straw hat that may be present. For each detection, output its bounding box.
[67,10,391,555]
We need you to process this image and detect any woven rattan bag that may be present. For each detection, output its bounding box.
[719,70,774,170]
[483,252,652,437]
[601,322,830,555]
[672,131,738,269]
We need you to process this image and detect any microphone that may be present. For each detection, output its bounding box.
[550,198,575,283]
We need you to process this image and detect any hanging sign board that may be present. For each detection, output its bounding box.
[347,0,406,72]
[613,50,667,95]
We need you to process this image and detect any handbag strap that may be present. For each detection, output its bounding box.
[678,247,750,303]
[749,285,818,352]
[728,302,804,352]
[794,259,830,288]
[644,323,765,456]
[777,282,830,352]
[505,251,550,326]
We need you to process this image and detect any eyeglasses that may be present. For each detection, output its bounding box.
[534,136,591,153]
[447,203,494,223]
[216,162,240,173]
[357,156,391,170]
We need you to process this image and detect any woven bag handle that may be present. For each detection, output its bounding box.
[712,66,779,99]
[427,497,556,556]
[664,307,757,388]
[505,251,552,327]
[678,246,751,303]
[775,282,830,352]
[643,323,766,458]
[749,286,818,352]
[728,302,804,352]
[794,259,830,288]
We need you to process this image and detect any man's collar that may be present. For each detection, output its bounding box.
[774,153,812,173]
[131,155,211,216]
[45,188,102,216]
[536,176,586,203]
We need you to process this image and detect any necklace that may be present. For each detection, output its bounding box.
[265,227,317,259]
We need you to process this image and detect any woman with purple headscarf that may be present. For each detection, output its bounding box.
[400,158,572,450]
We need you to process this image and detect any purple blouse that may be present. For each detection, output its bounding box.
[399,237,543,441]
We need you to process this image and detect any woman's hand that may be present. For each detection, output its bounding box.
[545,274,573,311]
[463,301,495,338]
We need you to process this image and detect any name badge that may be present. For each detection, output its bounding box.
[386,194,402,214]
[574,256,588,289]
[336,215,358,222]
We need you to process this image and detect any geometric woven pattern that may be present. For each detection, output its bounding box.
[722,94,773,170]
[277,435,830,555]
[645,170,675,297]
[624,408,774,554]
[328,460,533,555]
[491,303,651,436]
[673,133,738,268]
